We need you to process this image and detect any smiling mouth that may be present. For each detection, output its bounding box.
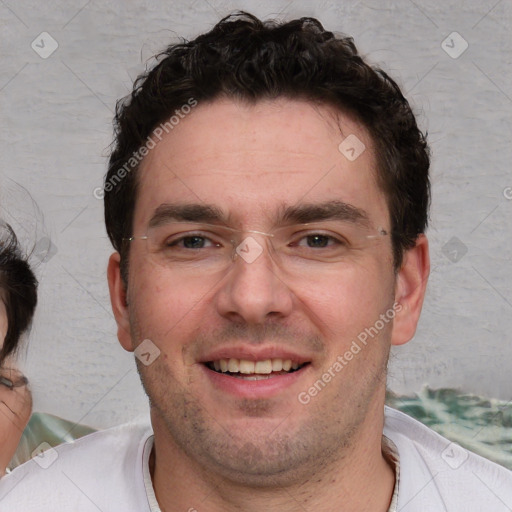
[204,358,309,380]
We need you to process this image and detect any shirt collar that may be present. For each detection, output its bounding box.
[382,434,400,512]
[142,434,401,512]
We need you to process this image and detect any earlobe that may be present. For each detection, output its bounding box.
[391,235,430,346]
[107,252,134,352]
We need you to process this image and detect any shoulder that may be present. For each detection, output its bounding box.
[0,418,153,512]
[383,406,512,511]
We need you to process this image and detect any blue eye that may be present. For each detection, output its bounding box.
[304,234,332,248]
[169,235,219,249]
[294,233,342,249]
[180,236,208,249]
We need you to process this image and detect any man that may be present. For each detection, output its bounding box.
[1,11,511,511]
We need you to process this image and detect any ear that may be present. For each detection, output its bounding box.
[391,234,430,346]
[107,252,134,352]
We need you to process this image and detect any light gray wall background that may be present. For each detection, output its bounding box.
[1,0,511,430]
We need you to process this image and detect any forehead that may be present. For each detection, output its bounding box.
[133,97,388,229]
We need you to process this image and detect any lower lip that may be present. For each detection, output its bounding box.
[201,364,310,399]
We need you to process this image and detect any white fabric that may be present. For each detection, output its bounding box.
[382,435,400,512]
[1,407,511,511]
[383,406,512,510]
[141,436,161,512]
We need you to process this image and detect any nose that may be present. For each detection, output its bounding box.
[214,235,294,324]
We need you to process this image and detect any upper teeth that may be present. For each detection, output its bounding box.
[212,358,300,374]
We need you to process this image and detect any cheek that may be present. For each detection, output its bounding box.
[295,259,395,342]
[127,260,208,351]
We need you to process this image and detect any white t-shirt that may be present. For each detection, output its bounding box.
[1,406,511,511]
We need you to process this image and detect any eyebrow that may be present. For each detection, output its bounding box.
[149,203,227,228]
[280,200,370,227]
[148,200,370,229]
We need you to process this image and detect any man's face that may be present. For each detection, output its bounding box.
[119,98,399,483]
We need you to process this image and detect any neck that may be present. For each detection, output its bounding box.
[149,400,395,512]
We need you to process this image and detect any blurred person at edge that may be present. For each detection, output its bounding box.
[2,11,512,512]
[0,224,37,476]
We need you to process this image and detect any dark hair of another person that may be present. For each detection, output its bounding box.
[0,224,38,365]
[105,11,431,284]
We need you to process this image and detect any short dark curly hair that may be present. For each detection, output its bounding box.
[104,11,430,282]
[0,224,38,365]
